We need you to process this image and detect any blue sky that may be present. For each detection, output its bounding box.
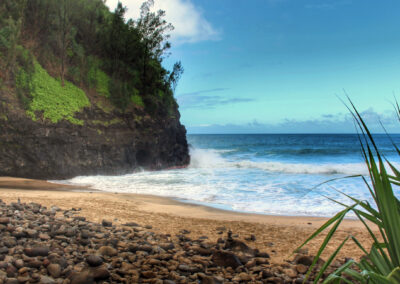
[110,0,400,133]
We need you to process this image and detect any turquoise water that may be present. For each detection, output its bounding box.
[60,134,400,217]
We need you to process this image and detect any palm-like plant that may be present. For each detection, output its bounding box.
[296,100,400,284]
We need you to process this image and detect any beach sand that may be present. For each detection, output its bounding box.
[0,177,374,264]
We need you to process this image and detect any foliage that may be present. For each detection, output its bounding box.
[15,45,35,108]
[297,99,400,284]
[0,0,183,117]
[131,91,145,108]
[25,61,90,125]
[87,65,110,98]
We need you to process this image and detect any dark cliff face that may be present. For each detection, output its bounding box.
[0,94,190,180]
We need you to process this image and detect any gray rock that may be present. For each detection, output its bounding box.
[212,250,242,269]
[4,278,18,284]
[47,263,61,278]
[39,276,56,284]
[101,220,112,227]
[24,247,50,257]
[69,271,94,284]
[86,255,103,267]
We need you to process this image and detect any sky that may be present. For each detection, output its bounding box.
[107,0,400,133]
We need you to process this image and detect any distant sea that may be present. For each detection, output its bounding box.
[57,134,400,217]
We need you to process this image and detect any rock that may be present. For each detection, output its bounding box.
[224,232,254,256]
[262,270,273,278]
[245,234,256,241]
[178,264,198,273]
[17,276,30,283]
[24,247,50,257]
[39,276,56,284]
[238,272,252,281]
[3,238,16,248]
[86,255,103,267]
[18,267,28,274]
[122,222,139,227]
[69,271,94,284]
[201,276,215,284]
[26,260,42,269]
[89,266,110,280]
[266,277,284,284]
[256,251,270,258]
[141,271,157,278]
[296,255,313,266]
[101,220,112,227]
[47,263,61,278]
[0,218,9,224]
[212,250,242,269]
[51,206,61,212]
[97,246,117,257]
[283,268,298,278]
[6,265,17,277]
[13,260,23,269]
[4,278,18,284]
[296,264,308,274]
[0,200,330,284]
[0,84,190,180]
[0,247,8,254]
[39,233,50,240]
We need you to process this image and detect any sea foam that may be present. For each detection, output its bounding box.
[55,134,400,217]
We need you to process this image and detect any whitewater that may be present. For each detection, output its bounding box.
[55,134,400,217]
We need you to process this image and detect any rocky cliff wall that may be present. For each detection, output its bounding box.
[0,92,189,179]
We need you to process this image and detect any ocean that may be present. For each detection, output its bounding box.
[57,134,400,217]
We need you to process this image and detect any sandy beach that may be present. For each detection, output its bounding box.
[0,177,373,264]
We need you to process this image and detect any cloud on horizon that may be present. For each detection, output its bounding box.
[186,108,400,134]
[177,88,255,109]
[106,0,219,43]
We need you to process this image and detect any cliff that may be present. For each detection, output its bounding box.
[0,79,189,180]
[0,0,190,179]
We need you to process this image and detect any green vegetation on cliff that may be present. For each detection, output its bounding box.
[0,0,183,123]
[24,62,90,125]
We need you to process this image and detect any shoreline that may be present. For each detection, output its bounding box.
[0,177,373,263]
[0,177,361,227]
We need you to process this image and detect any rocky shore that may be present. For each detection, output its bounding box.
[0,198,345,284]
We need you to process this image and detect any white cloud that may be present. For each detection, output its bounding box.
[186,109,400,134]
[105,0,219,44]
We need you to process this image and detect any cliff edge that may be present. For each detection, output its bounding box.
[0,0,190,179]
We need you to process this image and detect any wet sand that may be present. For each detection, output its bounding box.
[0,177,374,263]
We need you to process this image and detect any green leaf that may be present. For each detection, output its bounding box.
[387,267,400,284]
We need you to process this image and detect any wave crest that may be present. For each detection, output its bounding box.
[189,148,369,175]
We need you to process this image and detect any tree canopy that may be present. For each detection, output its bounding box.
[0,0,182,115]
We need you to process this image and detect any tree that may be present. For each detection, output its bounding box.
[168,61,183,92]
[0,0,26,82]
[135,0,174,88]
[56,0,73,86]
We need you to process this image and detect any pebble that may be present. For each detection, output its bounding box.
[0,199,338,283]
[47,263,61,278]
[86,255,103,267]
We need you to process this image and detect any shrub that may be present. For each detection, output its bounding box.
[26,61,90,125]
[297,99,400,283]
[130,90,144,107]
[95,69,110,98]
